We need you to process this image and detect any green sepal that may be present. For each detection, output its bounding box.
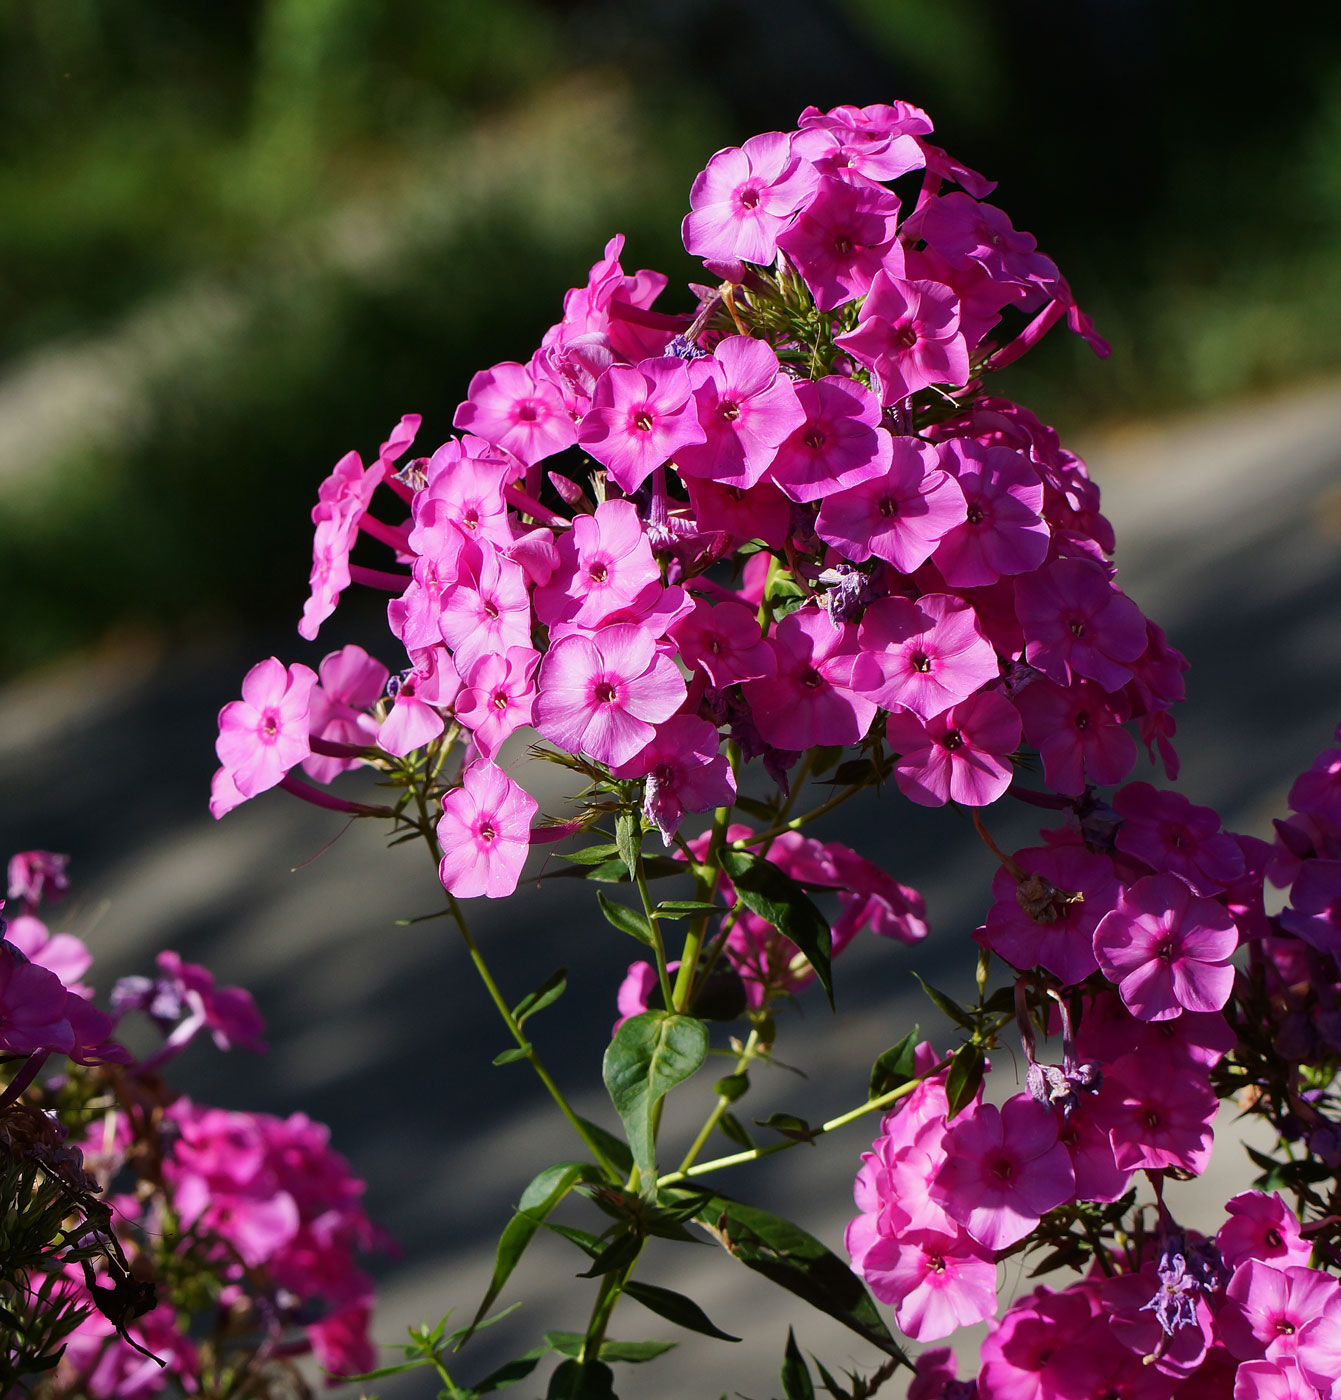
[512,967,568,1028]
[781,1328,815,1400]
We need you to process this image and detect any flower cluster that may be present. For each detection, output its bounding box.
[0,854,381,1395]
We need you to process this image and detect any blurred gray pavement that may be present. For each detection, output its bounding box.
[4,378,1341,1398]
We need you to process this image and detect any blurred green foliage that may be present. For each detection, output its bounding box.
[2,0,1340,674]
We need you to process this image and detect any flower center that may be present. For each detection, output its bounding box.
[965,504,984,525]
[941,729,964,751]
[260,710,280,741]
[478,822,496,843]
[738,185,761,210]
[991,1157,1014,1183]
[515,400,541,423]
[1144,1108,1162,1130]
[595,682,617,704]
[1074,709,1090,731]
[832,235,853,257]
[878,496,899,518]
[589,563,609,583]
[894,323,918,351]
[801,666,824,690]
[633,410,655,433]
[802,428,827,450]
[1068,617,1086,638]
[911,651,932,673]
[719,400,741,422]
[492,690,509,710]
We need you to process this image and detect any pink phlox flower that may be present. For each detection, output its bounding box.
[1050,1313,1177,1400]
[1233,1358,1326,1400]
[1280,858,1341,959]
[859,1226,999,1341]
[503,525,561,588]
[578,357,706,493]
[929,1093,1075,1251]
[766,374,892,503]
[156,950,267,1054]
[977,1285,1101,1400]
[1297,1289,1341,1398]
[299,449,389,641]
[1220,1262,1341,1370]
[62,1298,200,1400]
[775,174,903,310]
[675,335,807,489]
[4,914,92,997]
[453,358,576,467]
[852,592,999,721]
[1093,1049,1216,1174]
[7,850,70,909]
[795,101,931,184]
[1016,557,1149,692]
[815,436,966,570]
[411,442,514,550]
[302,645,389,783]
[682,130,820,265]
[1289,747,1341,828]
[741,606,876,750]
[549,581,693,645]
[437,761,538,899]
[438,533,532,674]
[308,1302,377,1380]
[885,690,1021,807]
[931,440,1049,587]
[547,233,671,362]
[215,658,317,800]
[1103,1264,1215,1380]
[904,191,1056,288]
[1112,781,1245,895]
[1093,873,1238,1021]
[609,714,733,844]
[906,1347,971,1400]
[454,647,540,759]
[388,527,467,652]
[1217,1193,1312,1273]
[823,844,929,946]
[1075,988,1236,1070]
[903,244,1030,355]
[683,471,792,547]
[534,498,660,628]
[979,843,1118,986]
[1054,1091,1133,1204]
[834,273,970,403]
[209,765,247,819]
[377,657,453,757]
[0,941,76,1056]
[377,412,420,469]
[534,623,687,768]
[668,596,776,687]
[613,960,663,1033]
[1016,676,1138,795]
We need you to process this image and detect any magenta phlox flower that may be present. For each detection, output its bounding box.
[906,191,1056,288]
[62,1302,200,1400]
[1220,1261,1341,1370]
[1093,874,1238,1021]
[454,647,540,759]
[302,645,389,783]
[309,1303,377,1380]
[668,596,776,687]
[4,914,92,997]
[794,101,931,184]
[453,358,577,466]
[1062,1313,1183,1400]
[299,449,390,641]
[1076,988,1236,1070]
[1093,1050,1216,1174]
[503,525,560,588]
[377,663,450,757]
[682,130,820,265]
[815,436,966,570]
[389,526,468,651]
[977,1286,1099,1400]
[578,357,706,492]
[980,844,1118,985]
[1016,558,1148,691]
[824,845,929,945]
[610,714,734,843]
[675,335,807,489]
[1103,1265,1215,1380]
[682,472,791,547]
[438,534,532,674]
[1217,1193,1312,1273]
[1280,859,1341,959]
[1054,1091,1133,1204]
[858,1227,998,1341]
[1297,1293,1341,1398]
[835,273,970,403]
[931,440,1048,587]
[613,960,665,1033]
[1113,781,1245,896]
[550,580,693,644]
[377,411,421,470]
[543,233,672,362]
[766,375,892,504]
[905,1347,970,1400]
[852,592,998,721]
[534,498,660,628]
[216,658,317,800]
[741,606,875,750]
[411,442,514,550]
[1289,746,1341,828]
[930,1094,1074,1252]
[7,850,69,909]
[534,624,686,767]
[437,762,538,899]
[885,691,1021,807]
[1232,1358,1325,1400]
[1016,676,1138,795]
[775,174,903,310]
[0,941,76,1056]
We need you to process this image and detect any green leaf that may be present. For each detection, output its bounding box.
[615,809,641,880]
[716,1112,755,1150]
[734,794,777,822]
[781,1329,815,1400]
[754,1112,817,1144]
[549,855,683,884]
[694,1195,906,1360]
[576,1230,643,1278]
[911,972,974,1029]
[575,1118,634,1177]
[544,1332,585,1359]
[719,850,834,1007]
[596,891,655,946]
[545,1334,677,1365]
[622,1281,740,1342]
[810,745,843,776]
[713,1072,749,1102]
[868,1026,921,1098]
[813,1357,855,1400]
[829,758,875,786]
[945,1042,986,1119]
[653,900,721,917]
[544,1359,617,1400]
[544,1222,602,1257]
[462,1345,549,1396]
[563,842,621,865]
[459,1167,600,1345]
[512,968,568,1028]
[492,1045,532,1066]
[602,1011,709,1186]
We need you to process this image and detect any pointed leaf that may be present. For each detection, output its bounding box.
[563,842,621,866]
[596,1340,676,1364]
[544,1359,617,1400]
[813,1357,855,1400]
[602,1011,708,1185]
[719,850,833,1006]
[462,1345,549,1396]
[575,1118,634,1177]
[945,1042,986,1120]
[597,891,655,946]
[615,809,641,880]
[754,1112,817,1144]
[868,1027,920,1098]
[717,1112,755,1150]
[693,1195,906,1360]
[622,1281,740,1341]
[912,973,973,1029]
[512,968,568,1028]
[576,1230,643,1278]
[653,900,721,917]
[781,1329,815,1400]
[493,1045,532,1066]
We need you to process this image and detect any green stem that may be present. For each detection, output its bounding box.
[578,1253,639,1369]
[655,1056,952,1188]
[733,778,865,849]
[632,843,676,1012]
[675,1028,760,1175]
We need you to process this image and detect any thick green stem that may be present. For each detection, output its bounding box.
[632,844,676,1012]
[675,1028,761,1175]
